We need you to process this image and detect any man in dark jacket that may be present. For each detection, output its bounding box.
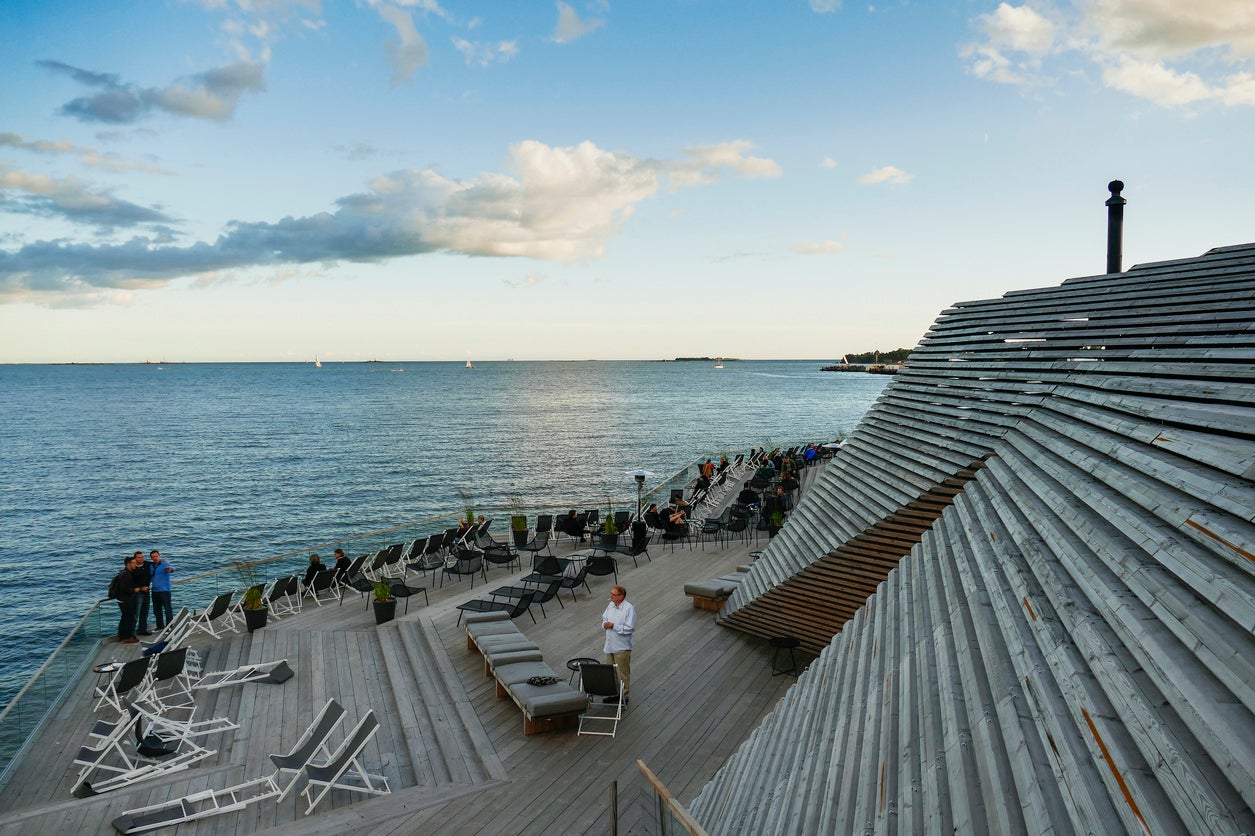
[114,553,140,643]
[131,550,153,635]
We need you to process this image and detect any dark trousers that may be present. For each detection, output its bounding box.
[116,597,137,639]
[136,591,151,632]
[152,591,173,629]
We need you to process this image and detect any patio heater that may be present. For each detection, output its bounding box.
[625,469,654,520]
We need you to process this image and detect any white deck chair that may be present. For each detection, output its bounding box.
[94,657,153,714]
[267,574,303,617]
[186,591,241,639]
[139,607,189,653]
[300,711,391,815]
[192,658,294,691]
[577,663,624,737]
[129,699,238,740]
[72,704,214,798]
[110,699,351,835]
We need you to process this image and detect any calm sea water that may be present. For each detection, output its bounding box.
[0,360,887,706]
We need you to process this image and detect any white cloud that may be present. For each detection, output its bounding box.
[554,1,605,43]
[793,240,845,254]
[809,0,842,12]
[1,137,788,304]
[857,165,913,185]
[0,164,174,229]
[820,156,837,169]
[668,140,781,189]
[1101,55,1213,106]
[376,5,429,85]
[963,0,1255,108]
[503,271,547,288]
[0,132,171,175]
[452,37,519,67]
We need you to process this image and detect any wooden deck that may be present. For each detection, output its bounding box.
[0,509,807,834]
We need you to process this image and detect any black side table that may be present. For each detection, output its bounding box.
[769,637,800,676]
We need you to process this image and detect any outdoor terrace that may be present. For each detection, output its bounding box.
[0,466,824,835]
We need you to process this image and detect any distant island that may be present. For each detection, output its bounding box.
[661,357,741,362]
[822,348,911,374]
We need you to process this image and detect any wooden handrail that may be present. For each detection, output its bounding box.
[637,759,709,836]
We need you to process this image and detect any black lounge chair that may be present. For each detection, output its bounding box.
[492,579,563,617]
[456,590,538,626]
[389,581,429,614]
[441,549,485,588]
[615,532,653,567]
[516,530,553,558]
[586,553,618,584]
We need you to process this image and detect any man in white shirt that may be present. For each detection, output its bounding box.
[601,585,636,705]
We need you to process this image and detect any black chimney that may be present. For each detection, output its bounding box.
[1106,180,1125,274]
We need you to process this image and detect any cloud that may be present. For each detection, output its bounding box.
[668,140,781,189]
[820,156,837,169]
[452,37,519,67]
[809,0,842,12]
[0,164,174,230]
[38,60,265,124]
[0,140,658,302]
[793,240,845,254]
[375,5,429,85]
[856,165,913,185]
[1,137,785,304]
[0,131,171,175]
[1101,55,1214,105]
[554,1,605,43]
[963,0,1255,107]
[503,271,547,288]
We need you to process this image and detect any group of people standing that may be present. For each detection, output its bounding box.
[110,550,174,643]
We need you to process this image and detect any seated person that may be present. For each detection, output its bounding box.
[717,455,730,473]
[303,553,323,587]
[781,473,800,492]
[664,504,688,531]
[332,548,352,582]
[643,504,665,531]
[737,483,760,507]
[560,509,586,542]
[695,473,711,492]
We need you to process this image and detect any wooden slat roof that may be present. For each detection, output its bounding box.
[693,243,1255,834]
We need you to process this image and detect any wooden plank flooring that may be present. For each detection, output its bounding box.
[0,517,798,835]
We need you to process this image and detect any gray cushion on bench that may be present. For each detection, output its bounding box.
[464,610,512,625]
[477,635,540,653]
[684,577,740,598]
[468,621,523,642]
[494,661,560,686]
[509,682,589,718]
[486,649,544,669]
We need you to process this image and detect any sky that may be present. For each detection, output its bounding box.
[1,0,1254,363]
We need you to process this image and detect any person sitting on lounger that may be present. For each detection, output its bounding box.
[332,548,352,582]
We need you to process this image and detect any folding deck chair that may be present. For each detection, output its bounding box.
[300,710,391,815]
[111,699,350,834]
[94,656,152,714]
[192,658,294,691]
[577,663,624,737]
[186,591,241,639]
[73,703,216,797]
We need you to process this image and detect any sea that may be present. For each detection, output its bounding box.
[0,360,888,709]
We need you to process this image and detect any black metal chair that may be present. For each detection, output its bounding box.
[585,553,618,584]
[441,549,485,588]
[455,590,538,626]
[389,581,429,614]
[615,532,652,568]
[516,530,553,558]
[535,514,553,535]
[491,579,563,617]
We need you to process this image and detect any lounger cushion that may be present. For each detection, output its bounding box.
[476,635,539,653]
[463,610,511,625]
[485,649,543,669]
[684,579,737,599]
[468,621,524,641]
[494,661,560,687]
[510,683,588,718]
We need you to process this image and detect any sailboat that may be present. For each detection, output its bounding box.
[465,359,474,369]
[314,355,322,368]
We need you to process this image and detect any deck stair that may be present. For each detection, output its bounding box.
[689,243,1255,834]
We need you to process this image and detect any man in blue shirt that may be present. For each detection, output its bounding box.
[149,549,175,630]
[601,585,636,705]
